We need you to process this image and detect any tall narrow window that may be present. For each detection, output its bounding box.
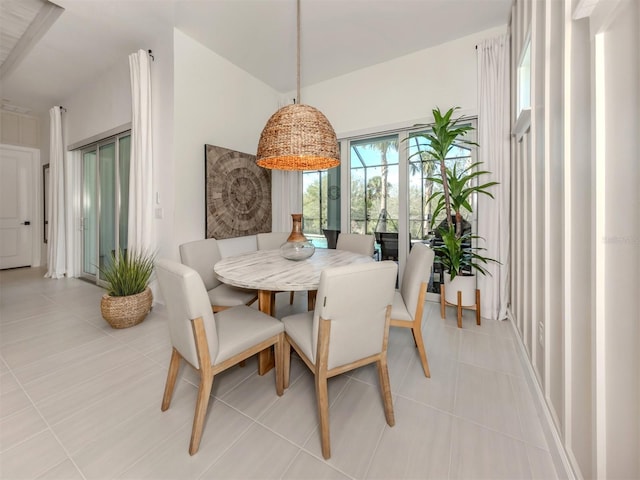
[514,37,532,141]
[302,164,340,247]
[349,135,399,235]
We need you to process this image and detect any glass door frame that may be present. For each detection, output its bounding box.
[79,132,130,286]
[339,132,410,284]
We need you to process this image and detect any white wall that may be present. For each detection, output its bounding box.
[63,61,131,147]
[509,0,640,478]
[597,1,639,476]
[295,26,506,137]
[171,29,280,254]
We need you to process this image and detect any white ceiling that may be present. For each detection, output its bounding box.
[0,0,511,115]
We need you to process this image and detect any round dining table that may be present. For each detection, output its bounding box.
[214,248,374,374]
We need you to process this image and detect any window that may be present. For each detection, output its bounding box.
[302,119,479,297]
[349,135,399,236]
[517,38,531,115]
[514,37,532,141]
[302,165,340,247]
[407,131,474,239]
[408,128,475,292]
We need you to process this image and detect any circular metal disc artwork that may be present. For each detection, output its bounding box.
[205,145,272,239]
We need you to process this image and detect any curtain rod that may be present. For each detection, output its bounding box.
[148,49,155,61]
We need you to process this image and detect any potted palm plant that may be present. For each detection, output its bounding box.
[99,249,155,328]
[410,106,498,306]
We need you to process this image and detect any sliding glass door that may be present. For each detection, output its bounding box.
[80,132,130,285]
[301,120,478,298]
[339,121,476,299]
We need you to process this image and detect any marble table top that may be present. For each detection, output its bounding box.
[214,248,374,291]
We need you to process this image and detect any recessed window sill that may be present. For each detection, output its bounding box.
[513,108,531,142]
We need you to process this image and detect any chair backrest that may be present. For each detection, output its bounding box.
[179,238,222,291]
[216,235,258,258]
[312,261,397,370]
[400,243,435,319]
[257,232,289,250]
[377,232,399,260]
[323,229,340,249]
[336,233,375,257]
[155,259,219,368]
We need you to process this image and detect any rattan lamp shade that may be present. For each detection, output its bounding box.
[256,103,340,171]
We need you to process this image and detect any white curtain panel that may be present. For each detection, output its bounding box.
[476,34,511,321]
[65,150,82,277]
[45,106,67,279]
[128,49,154,253]
[271,170,302,233]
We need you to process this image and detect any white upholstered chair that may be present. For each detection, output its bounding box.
[281,261,398,459]
[256,232,289,250]
[390,242,435,377]
[155,259,284,455]
[336,232,375,257]
[216,235,258,257]
[179,238,257,312]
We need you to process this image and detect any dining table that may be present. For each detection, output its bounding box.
[214,248,374,374]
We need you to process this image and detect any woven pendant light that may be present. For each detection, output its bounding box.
[256,0,339,171]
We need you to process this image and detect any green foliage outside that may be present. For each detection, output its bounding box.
[302,173,326,234]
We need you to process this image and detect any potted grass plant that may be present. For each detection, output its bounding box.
[410,106,499,306]
[99,249,155,328]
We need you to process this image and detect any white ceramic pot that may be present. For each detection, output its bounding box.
[444,273,476,307]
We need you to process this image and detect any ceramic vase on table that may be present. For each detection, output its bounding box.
[280,213,316,260]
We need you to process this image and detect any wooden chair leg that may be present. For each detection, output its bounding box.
[161,348,181,411]
[457,291,462,328]
[376,356,395,426]
[440,284,446,319]
[283,337,291,389]
[189,370,214,455]
[411,324,431,378]
[258,348,275,376]
[315,373,331,459]
[476,289,481,325]
[274,334,284,396]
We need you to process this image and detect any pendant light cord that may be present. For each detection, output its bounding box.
[296,0,301,104]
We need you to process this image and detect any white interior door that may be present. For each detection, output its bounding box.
[0,146,37,269]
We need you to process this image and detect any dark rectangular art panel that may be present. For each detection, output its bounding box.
[204,144,272,239]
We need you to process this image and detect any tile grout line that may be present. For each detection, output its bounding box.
[0,360,89,480]
[447,331,462,480]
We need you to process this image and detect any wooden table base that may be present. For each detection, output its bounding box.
[256,289,317,375]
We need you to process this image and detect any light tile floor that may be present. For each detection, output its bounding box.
[0,267,561,479]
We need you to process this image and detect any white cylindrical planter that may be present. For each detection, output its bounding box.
[444,273,476,307]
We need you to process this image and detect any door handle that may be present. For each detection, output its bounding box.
[22,221,31,225]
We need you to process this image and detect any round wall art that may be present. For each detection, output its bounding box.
[205,144,272,239]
